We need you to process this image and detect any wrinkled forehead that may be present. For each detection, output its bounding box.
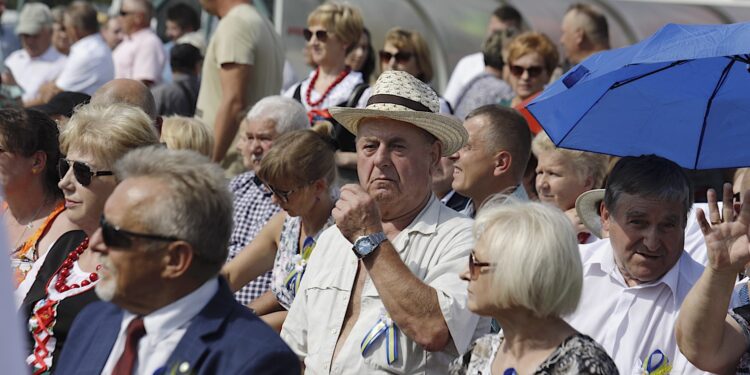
[611,192,687,223]
[357,117,431,141]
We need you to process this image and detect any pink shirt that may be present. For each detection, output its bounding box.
[112,27,166,84]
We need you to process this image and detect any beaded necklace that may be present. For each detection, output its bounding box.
[53,237,99,292]
[305,67,351,108]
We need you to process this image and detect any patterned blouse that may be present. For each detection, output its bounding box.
[449,333,619,375]
[270,214,334,310]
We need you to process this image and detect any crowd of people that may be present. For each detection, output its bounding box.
[4,0,750,374]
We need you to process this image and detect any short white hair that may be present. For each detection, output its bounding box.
[244,96,308,135]
[474,198,582,318]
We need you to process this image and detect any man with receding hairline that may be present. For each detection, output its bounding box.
[91,78,161,130]
[450,104,532,217]
[113,0,166,86]
[560,3,610,68]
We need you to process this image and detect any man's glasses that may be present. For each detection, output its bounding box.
[509,64,545,78]
[379,50,413,64]
[58,158,113,187]
[100,215,181,248]
[468,252,496,280]
[303,28,329,42]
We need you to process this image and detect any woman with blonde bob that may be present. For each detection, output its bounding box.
[222,128,337,332]
[450,199,617,375]
[160,115,214,157]
[21,103,159,374]
[532,131,608,242]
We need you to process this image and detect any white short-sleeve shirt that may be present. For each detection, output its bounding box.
[5,46,66,101]
[565,239,707,374]
[281,195,487,374]
[55,34,114,95]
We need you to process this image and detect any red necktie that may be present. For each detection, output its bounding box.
[112,317,146,375]
[577,232,591,244]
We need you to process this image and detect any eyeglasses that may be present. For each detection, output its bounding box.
[509,64,545,78]
[252,175,309,203]
[468,252,496,280]
[58,158,113,186]
[303,28,329,42]
[100,215,181,248]
[379,50,413,64]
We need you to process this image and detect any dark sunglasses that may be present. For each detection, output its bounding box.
[58,158,113,186]
[468,252,496,280]
[100,215,181,248]
[509,64,545,78]
[379,50,413,64]
[303,28,329,42]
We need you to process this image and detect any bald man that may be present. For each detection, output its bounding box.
[113,0,165,86]
[91,78,161,129]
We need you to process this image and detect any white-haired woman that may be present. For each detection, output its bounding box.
[532,131,608,243]
[449,200,617,374]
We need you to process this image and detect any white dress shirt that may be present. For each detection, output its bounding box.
[5,46,66,101]
[101,278,218,375]
[281,196,487,374]
[565,239,707,374]
[56,34,114,95]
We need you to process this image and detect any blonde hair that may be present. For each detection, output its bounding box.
[307,2,363,50]
[383,27,433,83]
[506,31,559,75]
[257,129,336,189]
[474,198,582,318]
[60,103,159,167]
[532,131,608,189]
[160,116,214,158]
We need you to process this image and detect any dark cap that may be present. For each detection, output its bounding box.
[31,92,91,118]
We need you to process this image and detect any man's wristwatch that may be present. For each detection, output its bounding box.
[351,232,387,259]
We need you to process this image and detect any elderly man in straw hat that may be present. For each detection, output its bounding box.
[280,70,485,373]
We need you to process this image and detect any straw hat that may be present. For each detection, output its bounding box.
[329,70,467,156]
[575,189,605,239]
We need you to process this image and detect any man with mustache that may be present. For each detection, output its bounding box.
[564,155,706,374]
[55,146,298,375]
[449,104,532,217]
[281,70,486,373]
[228,96,308,305]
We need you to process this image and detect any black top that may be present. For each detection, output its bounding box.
[21,230,100,374]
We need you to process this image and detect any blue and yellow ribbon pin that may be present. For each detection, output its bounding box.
[283,237,316,297]
[360,312,400,365]
[642,349,672,375]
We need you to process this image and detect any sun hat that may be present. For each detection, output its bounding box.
[329,70,467,156]
[575,188,605,239]
[16,3,53,36]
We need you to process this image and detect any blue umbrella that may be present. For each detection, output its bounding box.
[526,22,750,169]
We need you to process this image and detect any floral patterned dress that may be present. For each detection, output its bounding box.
[270,215,334,310]
[449,333,619,375]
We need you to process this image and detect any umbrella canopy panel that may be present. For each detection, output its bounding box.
[528,23,750,170]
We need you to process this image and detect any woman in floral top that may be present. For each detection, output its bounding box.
[222,128,337,332]
[449,200,617,375]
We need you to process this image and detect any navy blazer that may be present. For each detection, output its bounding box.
[54,278,299,375]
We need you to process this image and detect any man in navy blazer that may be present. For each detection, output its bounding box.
[55,146,298,375]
